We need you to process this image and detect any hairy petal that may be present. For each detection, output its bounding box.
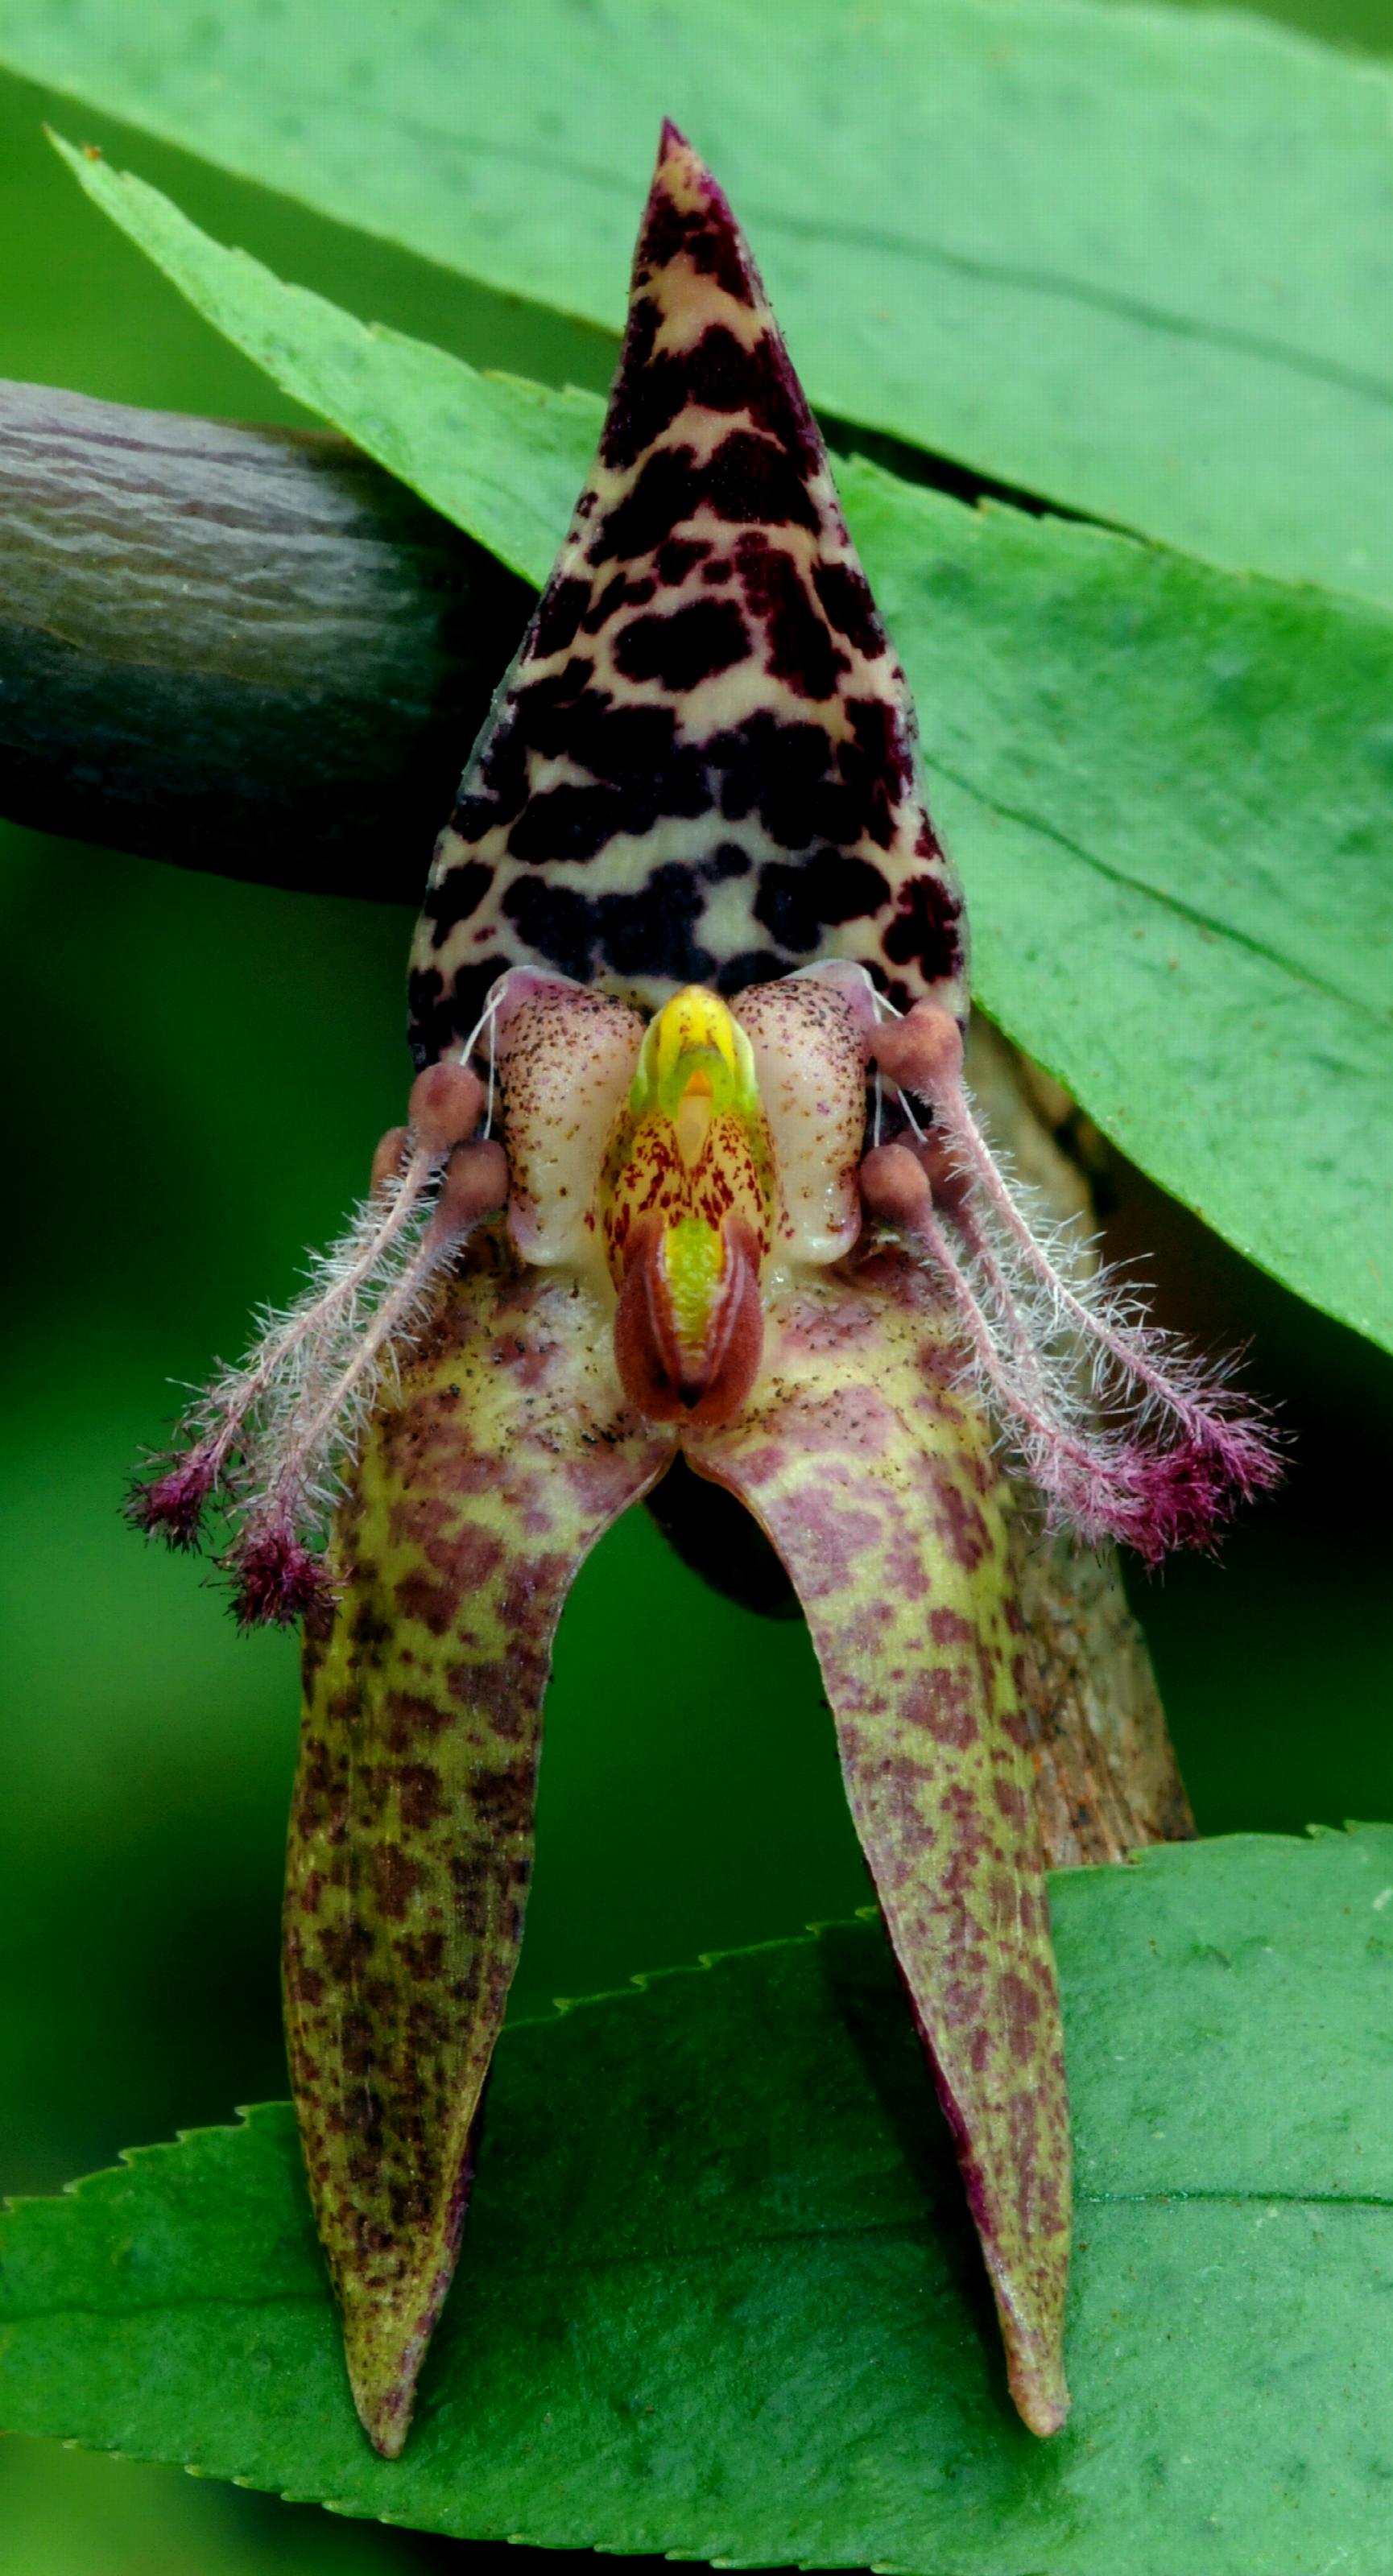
[283,1232,674,2457]
[491,970,646,1269]
[732,962,873,1264]
[865,1005,1280,1561]
[688,1249,1071,2436]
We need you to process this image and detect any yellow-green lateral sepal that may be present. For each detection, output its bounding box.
[689,1245,1072,2435]
[284,1231,673,2455]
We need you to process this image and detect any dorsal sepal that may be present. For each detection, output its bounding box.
[409,124,967,1060]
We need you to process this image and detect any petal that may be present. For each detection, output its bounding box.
[407,122,966,1056]
[491,969,646,1271]
[733,964,873,1264]
[686,1249,1072,2436]
[283,1234,674,2455]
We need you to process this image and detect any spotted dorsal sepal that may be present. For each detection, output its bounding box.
[409,122,967,1064]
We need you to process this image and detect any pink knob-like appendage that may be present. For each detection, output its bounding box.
[434,1138,510,1236]
[408,1061,485,1157]
[859,1141,932,1228]
[870,1003,964,1101]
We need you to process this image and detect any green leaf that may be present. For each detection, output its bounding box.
[842,456,1393,1357]
[2,1829,1392,2570]
[13,0,1393,606]
[47,138,599,585]
[50,143,1393,1352]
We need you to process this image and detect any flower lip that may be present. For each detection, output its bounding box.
[614,1211,765,1426]
[601,986,775,1423]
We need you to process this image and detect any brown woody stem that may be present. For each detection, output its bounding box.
[0,378,531,896]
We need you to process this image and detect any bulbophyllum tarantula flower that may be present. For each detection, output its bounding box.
[129,123,1278,2458]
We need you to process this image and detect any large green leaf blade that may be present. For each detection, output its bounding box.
[13,0,1393,604]
[843,459,1393,1352]
[49,144,1393,1352]
[2,1830,1392,2570]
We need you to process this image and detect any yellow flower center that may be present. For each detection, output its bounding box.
[599,987,775,1424]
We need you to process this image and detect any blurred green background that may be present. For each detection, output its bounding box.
[2,2,1391,2566]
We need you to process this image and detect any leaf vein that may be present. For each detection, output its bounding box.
[6,2185,1391,2328]
[924,751,1386,1021]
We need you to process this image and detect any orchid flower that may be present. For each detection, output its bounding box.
[130,124,1278,2459]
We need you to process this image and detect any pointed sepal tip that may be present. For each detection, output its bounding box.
[344,2307,436,2459]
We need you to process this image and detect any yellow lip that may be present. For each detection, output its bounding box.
[630,985,761,1126]
[601,987,775,1423]
[661,1213,727,1360]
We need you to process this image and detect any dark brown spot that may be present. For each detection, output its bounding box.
[532,575,590,656]
[754,851,893,953]
[812,559,882,655]
[395,1761,446,1831]
[930,1606,975,1646]
[903,1663,979,1748]
[612,597,751,691]
[883,865,962,984]
[738,543,847,700]
[370,1844,420,1926]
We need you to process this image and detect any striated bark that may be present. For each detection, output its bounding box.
[0,378,528,895]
